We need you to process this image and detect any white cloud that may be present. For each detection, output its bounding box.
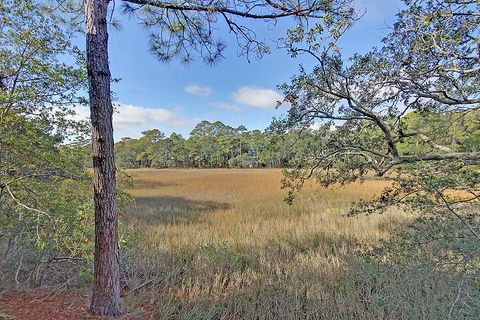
[70,104,186,126]
[232,86,283,109]
[114,104,185,127]
[68,106,90,122]
[310,123,321,131]
[68,103,190,139]
[184,84,211,97]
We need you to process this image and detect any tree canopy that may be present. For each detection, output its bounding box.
[112,120,326,169]
[0,0,94,287]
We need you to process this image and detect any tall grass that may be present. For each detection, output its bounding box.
[120,169,471,319]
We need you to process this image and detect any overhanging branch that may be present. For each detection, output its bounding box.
[124,0,327,19]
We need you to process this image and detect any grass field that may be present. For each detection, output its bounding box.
[121,169,415,319]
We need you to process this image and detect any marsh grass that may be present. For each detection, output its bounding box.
[120,169,465,319]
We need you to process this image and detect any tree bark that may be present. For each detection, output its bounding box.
[85,0,123,316]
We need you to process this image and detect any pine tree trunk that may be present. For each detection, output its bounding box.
[85,0,123,316]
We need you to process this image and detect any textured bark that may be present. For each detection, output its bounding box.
[85,0,123,316]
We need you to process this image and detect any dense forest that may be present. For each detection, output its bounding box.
[113,111,480,169]
[115,121,301,169]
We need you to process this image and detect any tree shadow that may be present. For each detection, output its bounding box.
[133,180,180,189]
[127,196,231,225]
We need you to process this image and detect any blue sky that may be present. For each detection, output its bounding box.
[75,0,403,140]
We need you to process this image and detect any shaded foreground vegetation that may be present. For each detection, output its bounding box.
[118,169,476,319]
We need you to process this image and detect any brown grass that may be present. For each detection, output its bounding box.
[121,169,414,319]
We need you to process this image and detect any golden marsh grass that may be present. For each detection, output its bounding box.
[122,169,413,319]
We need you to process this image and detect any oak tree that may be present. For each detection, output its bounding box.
[277,1,479,314]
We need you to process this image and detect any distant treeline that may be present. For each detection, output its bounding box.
[114,120,313,169]
[113,110,479,169]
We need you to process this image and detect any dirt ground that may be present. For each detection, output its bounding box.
[0,289,153,320]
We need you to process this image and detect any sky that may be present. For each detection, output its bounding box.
[75,0,404,140]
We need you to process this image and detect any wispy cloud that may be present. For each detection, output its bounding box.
[184,84,212,97]
[232,86,283,109]
[70,103,191,139]
[72,104,186,125]
[211,101,243,112]
[114,104,186,126]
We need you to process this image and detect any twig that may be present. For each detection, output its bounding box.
[437,191,480,240]
[448,274,467,319]
[15,256,23,284]
[122,279,155,296]
[5,184,51,219]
